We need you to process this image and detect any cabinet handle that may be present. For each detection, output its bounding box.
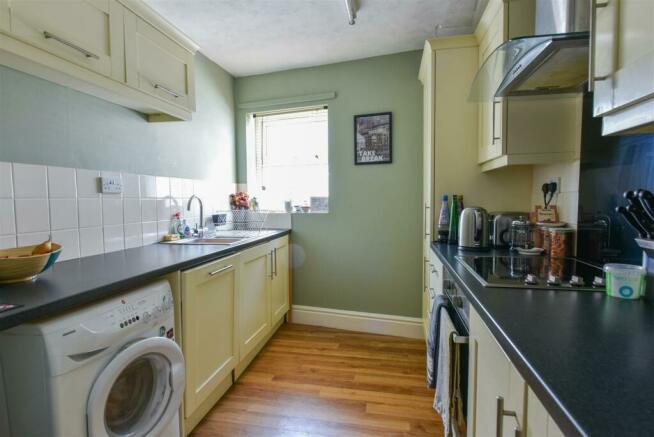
[270,250,274,279]
[208,264,233,276]
[491,100,501,142]
[588,0,611,92]
[496,396,522,437]
[43,31,99,60]
[273,248,277,276]
[154,83,180,98]
[424,204,431,237]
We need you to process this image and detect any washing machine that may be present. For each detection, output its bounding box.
[0,280,184,437]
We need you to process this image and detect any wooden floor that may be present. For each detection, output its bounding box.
[191,323,443,436]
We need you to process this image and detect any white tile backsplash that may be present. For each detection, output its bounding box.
[51,229,80,261]
[0,199,16,235]
[0,162,14,198]
[103,225,124,253]
[122,173,140,198]
[79,227,104,257]
[102,197,123,226]
[76,169,100,197]
[78,197,102,228]
[15,199,50,233]
[140,175,156,198]
[13,163,47,198]
[17,232,50,246]
[49,198,78,231]
[1,161,228,262]
[0,235,16,249]
[123,198,141,224]
[124,223,143,249]
[47,166,77,198]
[532,160,580,225]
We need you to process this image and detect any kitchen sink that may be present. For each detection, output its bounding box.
[162,236,248,245]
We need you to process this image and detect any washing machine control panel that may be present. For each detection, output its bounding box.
[101,288,173,330]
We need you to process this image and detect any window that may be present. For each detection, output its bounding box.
[245,106,329,212]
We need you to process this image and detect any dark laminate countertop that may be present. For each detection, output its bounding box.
[431,242,654,437]
[0,230,290,331]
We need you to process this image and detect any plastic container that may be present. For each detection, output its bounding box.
[603,263,646,299]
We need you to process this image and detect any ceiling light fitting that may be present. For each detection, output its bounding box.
[344,0,357,25]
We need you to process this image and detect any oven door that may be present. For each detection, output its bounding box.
[86,337,184,437]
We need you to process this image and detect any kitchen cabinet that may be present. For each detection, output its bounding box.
[2,0,124,80]
[238,242,273,360]
[591,0,654,135]
[181,254,238,421]
[475,0,582,172]
[0,0,198,121]
[124,9,195,112]
[423,249,443,338]
[270,236,290,325]
[467,305,564,437]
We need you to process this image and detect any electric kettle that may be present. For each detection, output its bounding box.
[459,207,490,250]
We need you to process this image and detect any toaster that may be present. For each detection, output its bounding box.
[490,212,529,248]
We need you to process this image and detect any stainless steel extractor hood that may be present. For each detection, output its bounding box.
[470,0,590,100]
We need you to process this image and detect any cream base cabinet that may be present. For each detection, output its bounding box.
[2,0,124,80]
[181,254,239,420]
[270,236,290,325]
[238,243,273,360]
[591,0,654,135]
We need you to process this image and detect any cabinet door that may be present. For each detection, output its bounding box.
[526,388,564,437]
[469,307,525,437]
[238,243,272,360]
[5,0,124,79]
[124,11,194,110]
[592,0,654,116]
[0,0,9,32]
[271,237,290,324]
[181,254,238,417]
[477,3,505,164]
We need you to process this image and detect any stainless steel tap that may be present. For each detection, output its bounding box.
[186,195,204,237]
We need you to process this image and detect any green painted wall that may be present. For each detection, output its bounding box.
[0,54,235,182]
[235,51,423,317]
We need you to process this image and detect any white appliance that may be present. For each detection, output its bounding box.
[0,280,184,437]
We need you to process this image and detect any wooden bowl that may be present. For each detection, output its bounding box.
[0,243,62,284]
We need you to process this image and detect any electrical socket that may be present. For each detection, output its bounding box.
[548,177,561,202]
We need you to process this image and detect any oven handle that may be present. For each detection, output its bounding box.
[453,334,469,344]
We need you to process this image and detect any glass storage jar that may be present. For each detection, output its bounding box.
[550,227,575,258]
[510,217,535,251]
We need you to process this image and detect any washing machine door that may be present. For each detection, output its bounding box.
[87,337,184,437]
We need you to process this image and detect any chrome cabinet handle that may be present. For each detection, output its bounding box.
[273,248,277,276]
[154,83,180,98]
[424,204,431,237]
[269,250,274,279]
[43,31,99,60]
[588,0,611,91]
[491,100,501,142]
[496,396,522,437]
[208,264,233,276]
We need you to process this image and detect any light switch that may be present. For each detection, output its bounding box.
[101,176,123,194]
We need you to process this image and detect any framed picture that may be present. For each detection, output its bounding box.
[354,112,392,165]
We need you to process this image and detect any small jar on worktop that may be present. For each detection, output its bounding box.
[550,227,575,258]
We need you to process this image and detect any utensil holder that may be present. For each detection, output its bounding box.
[634,238,654,299]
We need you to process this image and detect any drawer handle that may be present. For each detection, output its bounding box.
[208,264,233,276]
[43,31,99,60]
[154,83,180,98]
[496,396,522,437]
[491,100,502,142]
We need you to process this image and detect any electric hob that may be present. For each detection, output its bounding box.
[456,254,605,291]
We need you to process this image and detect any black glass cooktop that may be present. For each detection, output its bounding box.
[456,255,605,291]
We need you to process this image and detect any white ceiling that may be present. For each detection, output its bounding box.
[145,0,487,77]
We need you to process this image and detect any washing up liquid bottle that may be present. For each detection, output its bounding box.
[437,194,450,243]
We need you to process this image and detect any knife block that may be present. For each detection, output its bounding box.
[635,238,654,300]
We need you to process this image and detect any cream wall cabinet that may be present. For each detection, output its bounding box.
[475,0,582,172]
[467,305,564,437]
[238,242,273,360]
[124,9,195,111]
[3,0,124,80]
[0,0,197,121]
[270,236,290,325]
[181,255,238,420]
[591,0,654,135]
